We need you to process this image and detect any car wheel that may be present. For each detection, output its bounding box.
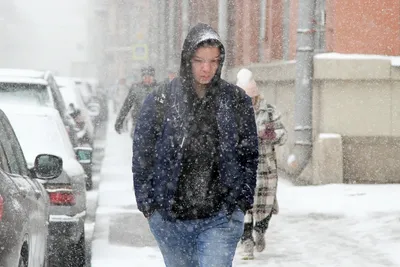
[68,232,86,267]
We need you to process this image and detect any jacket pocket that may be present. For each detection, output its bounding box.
[230,208,245,223]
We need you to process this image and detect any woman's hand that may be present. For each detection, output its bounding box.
[258,122,276,141]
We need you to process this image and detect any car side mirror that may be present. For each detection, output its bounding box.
[74,147,93,164]
[33,154,63,179]
[87,102,101,117]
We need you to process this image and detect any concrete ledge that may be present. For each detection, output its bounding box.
[227,54,396,83]
[343,136,400,184]
[314,55,392,80]
[312,133,343,184]
[226,61,296,83]
[284,133,343,185]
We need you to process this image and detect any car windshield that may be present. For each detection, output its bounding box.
[74,81,92,104]
[59,86,77,105]
[5,112,74,166]
[59,85,86,111]
[0,82,51,107]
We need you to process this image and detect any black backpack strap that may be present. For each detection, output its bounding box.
[153,82,169,137]
[232,86,242,129]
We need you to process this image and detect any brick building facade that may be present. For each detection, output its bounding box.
[98,0,399,84]
[171,0,399,70]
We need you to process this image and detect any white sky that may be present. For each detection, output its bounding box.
[4,0,89,75]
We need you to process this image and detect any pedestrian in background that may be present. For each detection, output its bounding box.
[115,66,158,137]
[166,66,178,82]
[236,68,287,260]
[113,78,129,114]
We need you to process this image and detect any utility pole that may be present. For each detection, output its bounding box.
[218,0,228,78]
[168,0,176,69]
[218,0,228,45]
[157,0,167,79]
[258,0,267,62]
[288,0,316,177]
[282,0,291,60]
[148,0,158,69]
[182,0,189,46]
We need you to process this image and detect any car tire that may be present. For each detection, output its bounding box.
[68,232,86,267]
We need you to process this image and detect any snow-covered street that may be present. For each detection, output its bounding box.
[3,2,400,266]
[89,115,400,267]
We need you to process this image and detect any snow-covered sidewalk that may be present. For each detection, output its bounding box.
[91,116,400,267]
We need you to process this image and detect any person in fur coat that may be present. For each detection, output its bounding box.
[236,68,287,260]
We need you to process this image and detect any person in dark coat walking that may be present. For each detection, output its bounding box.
[114,66,158,136]
[132,23,259,267]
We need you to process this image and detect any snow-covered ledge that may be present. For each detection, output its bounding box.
[226,60,296,83]
[314,53,398,80]
[227,53,400,83]
[312,133,343,184]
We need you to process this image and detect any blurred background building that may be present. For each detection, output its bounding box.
[90,0,399,83]
[94,0,399,185]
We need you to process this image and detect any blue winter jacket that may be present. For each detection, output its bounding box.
[132,23,258,220]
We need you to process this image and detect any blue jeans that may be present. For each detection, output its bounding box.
[148,208,244,267]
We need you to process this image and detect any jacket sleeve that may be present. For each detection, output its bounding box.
[260,104,288,146]
[115,87,136,127]
[132,92,159,215]
[272,116,287,146]
[236,95,259,212]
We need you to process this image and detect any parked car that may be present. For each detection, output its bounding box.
[55,76,95,146]
[0,105,92,266]
[72,78,94,105]
[70,77,104,129]
[0,108,63,267]
[84,79,109,127]
[0,69,79,146]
